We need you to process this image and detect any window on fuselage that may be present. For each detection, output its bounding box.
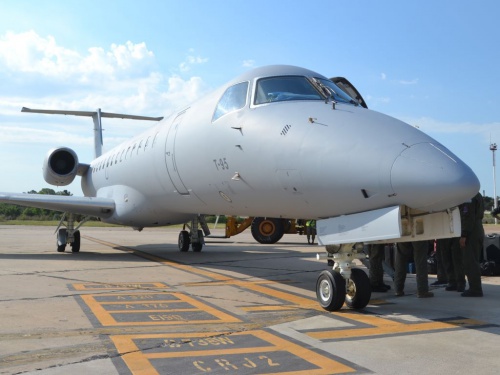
[254,76,323,104]
[212,81,249,122]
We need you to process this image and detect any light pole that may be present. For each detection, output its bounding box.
[490,143,498,224]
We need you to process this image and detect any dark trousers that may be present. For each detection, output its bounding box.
[394,241,429,294]
[439,238,465,286]
[368,244,385,286]
[434,240,448,282]
[462,226,484,293]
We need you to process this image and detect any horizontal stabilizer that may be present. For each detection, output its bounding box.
[0,192,115,218]
[21,107,163,121]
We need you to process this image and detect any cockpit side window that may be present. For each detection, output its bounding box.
[212,81,249,122]
[254,76,323,104]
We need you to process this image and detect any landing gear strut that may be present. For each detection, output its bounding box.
[55,213,88,253]
[316,242,371,311]
[178,215,210,252]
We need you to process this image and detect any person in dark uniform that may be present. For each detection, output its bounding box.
[459,192,485,297]
[394,240,434,298]
[438,237,466,292]
[368,244,391,292]
[431,239,448,286]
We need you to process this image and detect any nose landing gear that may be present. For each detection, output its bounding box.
[316,243,371,311]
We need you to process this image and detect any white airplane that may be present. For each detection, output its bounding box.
[0,65,479,311]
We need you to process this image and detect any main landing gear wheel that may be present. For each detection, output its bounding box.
[57,228,67,252]
[191,230,204,252]
[251,217,285,244]
[71,230,81,253]
[345,268,371,309]
[178,230,190,252]
[316,270,346,311]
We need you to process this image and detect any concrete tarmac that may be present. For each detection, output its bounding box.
[1,225,499,374]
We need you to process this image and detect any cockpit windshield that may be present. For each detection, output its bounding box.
[254,76,323,104]
[254,75,360,107]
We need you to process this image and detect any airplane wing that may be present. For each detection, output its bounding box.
[0,193,115,218]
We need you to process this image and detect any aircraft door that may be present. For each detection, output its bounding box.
[165,110,190,195]
[330,77,368,109]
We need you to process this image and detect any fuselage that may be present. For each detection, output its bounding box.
[81,65,479,227]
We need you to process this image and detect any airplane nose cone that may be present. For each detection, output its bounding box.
[391,142,480,211]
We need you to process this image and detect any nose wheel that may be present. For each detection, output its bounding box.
[316,270,346,311]
[316,243,372,311]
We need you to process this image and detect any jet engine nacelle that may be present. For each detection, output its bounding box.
[43,147,80,186]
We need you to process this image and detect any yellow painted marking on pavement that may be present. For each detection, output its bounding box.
[308,317,483,340]
[83,236,489,343]
[72,282,167,291]
[79,292,241,326]
[84,235,320,309]
[111,330,356,375]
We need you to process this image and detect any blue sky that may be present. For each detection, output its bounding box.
[0,0,499,199]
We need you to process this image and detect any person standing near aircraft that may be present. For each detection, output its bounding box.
[438,237,466,292]
[459,192,485,297]
[394,240,434,298]
[430,239,448,286]
[368,244,391,292]
[306,219,316,244]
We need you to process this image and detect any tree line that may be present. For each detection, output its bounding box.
[0,188,73,221]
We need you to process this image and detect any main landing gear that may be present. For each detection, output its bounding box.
[178,215,211,252]
[55,213,89,253]
[316,243,371,311]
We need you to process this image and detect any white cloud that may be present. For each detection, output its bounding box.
[243,59,255,68]
[0,31,209,117]
[0,31,155,82]
[178,51,209,72]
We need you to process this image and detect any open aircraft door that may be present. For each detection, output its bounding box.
[330,77,368,109]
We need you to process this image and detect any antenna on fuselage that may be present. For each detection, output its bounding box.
[21,107,163,158]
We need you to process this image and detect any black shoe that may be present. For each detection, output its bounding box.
[381,283,391,290]
[395,291,405,297]
[457,284,465,293]
[430,280,447,286]
[445,283,457,291]
[461,290,483,297]
[371,284,389,293]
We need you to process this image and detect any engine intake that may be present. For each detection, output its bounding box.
[43,147,79,186]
